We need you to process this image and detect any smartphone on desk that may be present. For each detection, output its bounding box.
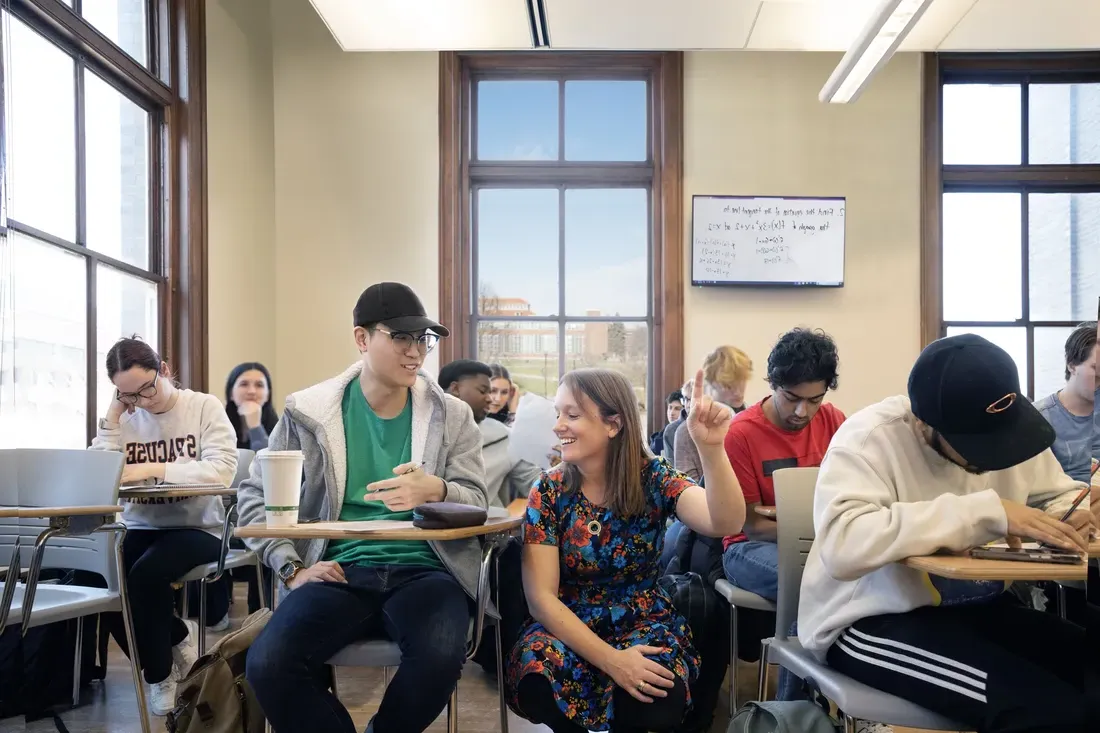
[968,546,1083,565]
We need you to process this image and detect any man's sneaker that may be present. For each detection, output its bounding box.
[854,723,894,733]
[171,619,200,679]
[148,677,177,716]
[209,613,230,632]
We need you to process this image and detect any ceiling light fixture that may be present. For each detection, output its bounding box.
[820,0,934,104]
[526,0,551,48]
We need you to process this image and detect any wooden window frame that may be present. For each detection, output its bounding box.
[3,0,207,443]
[438,51,684,432]
[921,52,1100,396]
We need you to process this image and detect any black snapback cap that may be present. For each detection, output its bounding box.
[353,282,449,337]
[907,334,1054,472]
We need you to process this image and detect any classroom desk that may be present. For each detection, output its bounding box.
[236,513,521,733]
[902,552,1087,582]
[754,505,776,519]
[119,484,236,499]
[0,505,123,518]
[1089,540,1100,559]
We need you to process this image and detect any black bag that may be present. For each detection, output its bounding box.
[0,569,109,729]
[660,572,730,733]
[412,502,488,529]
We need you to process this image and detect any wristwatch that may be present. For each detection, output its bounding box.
[278,560,305,587]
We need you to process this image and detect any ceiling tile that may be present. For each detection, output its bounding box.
[940,0,1100,50]
[544,0,762,50]
[309,0,532,51]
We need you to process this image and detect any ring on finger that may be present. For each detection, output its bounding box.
[637,681,645,690]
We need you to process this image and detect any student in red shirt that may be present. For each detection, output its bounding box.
[721,328,844,601]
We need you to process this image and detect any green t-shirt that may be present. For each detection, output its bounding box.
[323,377,442,568]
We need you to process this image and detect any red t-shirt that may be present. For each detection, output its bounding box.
[722,398,845,548]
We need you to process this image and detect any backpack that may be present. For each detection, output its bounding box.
[166,608,272,733]
[659,519,724,584]
[0,569,110,730]
[728,701,838,733]
[659,572,729,733]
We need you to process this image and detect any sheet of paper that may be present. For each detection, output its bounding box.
[508,392,559,470]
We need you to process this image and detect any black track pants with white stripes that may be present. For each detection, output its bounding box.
[825,595,1085,733]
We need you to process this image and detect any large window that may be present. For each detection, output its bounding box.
[0,0,207,448]
[439,53,683,431]
[923,54,1100,399]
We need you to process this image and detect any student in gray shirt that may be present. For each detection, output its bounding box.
[1034,321,1098,484]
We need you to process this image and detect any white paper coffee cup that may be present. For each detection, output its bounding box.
[258,450,304,527]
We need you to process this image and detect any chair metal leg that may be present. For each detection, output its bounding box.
[383,666,390,687]
[446,685,458,733]
[72,615,84,707]
[198,580,208,656]
[329,665,339,699]
[1057,583,1067,619]
[256,559,268,610]
[756,640,771,702]
[494,543,509,733]
[843,714,857,733]
[728,605,740,716]
[111,526,152,733]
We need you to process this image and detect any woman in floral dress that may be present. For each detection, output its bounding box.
[508,368,747,732]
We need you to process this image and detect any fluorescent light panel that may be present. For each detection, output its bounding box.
[820,0,934,104]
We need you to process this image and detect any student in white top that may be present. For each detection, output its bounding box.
[799,334,1090,733]
[90,337,238,715]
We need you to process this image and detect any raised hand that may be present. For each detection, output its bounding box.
[686,368,733,447]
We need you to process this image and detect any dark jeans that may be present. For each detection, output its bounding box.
[105,528,221,683]
[516,673,687,733]
[246,564,471,733]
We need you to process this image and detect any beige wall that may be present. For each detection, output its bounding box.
[270,0,439,400]
[206,0,277,398]
[683,52,923,414]
[206,4,923,414]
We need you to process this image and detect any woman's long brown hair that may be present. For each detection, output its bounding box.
[559,368,652,516]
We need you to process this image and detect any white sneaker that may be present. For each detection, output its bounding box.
[171,619,200,679]
[855,723,894,733]
[209,613,231,632]
[148,677,177,716]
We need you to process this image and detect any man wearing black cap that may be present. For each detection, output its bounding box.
[237,282,488,733]
[797,334,1090,732]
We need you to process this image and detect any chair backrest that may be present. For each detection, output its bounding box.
[0,449,124,589]
[773,466,819,639]
[233,449,256,488]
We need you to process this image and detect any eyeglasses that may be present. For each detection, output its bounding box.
[374,328,439,354]
[116,375,159,405]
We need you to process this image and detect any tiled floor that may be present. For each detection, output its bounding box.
[2,586,964,733]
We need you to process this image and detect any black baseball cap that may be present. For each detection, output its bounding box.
[908,334,1054,472]
[352,282,449,337]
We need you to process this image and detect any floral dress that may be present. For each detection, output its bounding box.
[506,458,701,730]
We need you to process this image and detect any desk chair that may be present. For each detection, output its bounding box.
[758,467,965,733]
[180,449,265,656]
[714,579,776,715]
[322,534,510,733]
[0,448,152,733]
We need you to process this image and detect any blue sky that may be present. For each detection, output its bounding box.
[475,80,650,318]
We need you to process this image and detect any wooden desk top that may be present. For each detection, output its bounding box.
[235,514,523,541]
[0,506,123,518]
[119,486,236,499]
[1089,540,1100,559]
[754,505,776,519]
[902,552,1087,582]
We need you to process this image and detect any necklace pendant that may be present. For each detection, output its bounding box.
[586,519,602,536]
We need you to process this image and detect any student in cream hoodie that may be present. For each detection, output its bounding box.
[798,334,1090,733]
[90,337,238,715]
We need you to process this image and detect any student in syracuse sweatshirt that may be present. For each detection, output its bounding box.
[799,334,1091,733]
[91,337,238,716]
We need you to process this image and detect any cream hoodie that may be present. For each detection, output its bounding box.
[798,395,1085,659]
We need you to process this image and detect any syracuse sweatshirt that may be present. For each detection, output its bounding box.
[91,389,238,531]
[798,395,1085,659]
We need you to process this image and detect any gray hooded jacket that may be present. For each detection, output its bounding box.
[236,362,489,605]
